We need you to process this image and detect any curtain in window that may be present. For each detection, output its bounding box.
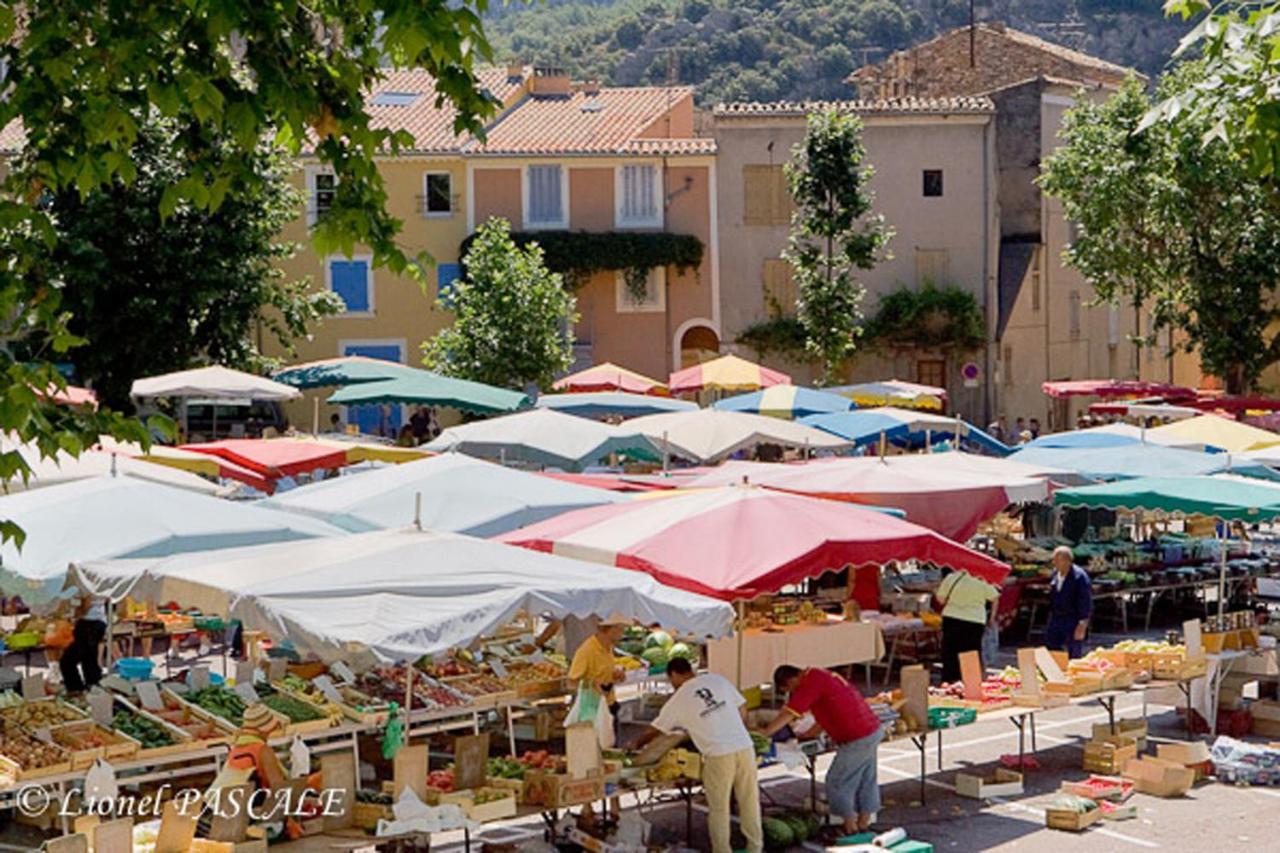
[621,165,656,222]
[528,165,562,224]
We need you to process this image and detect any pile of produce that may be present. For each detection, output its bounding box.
[1,700,83,727]
[418,657,472,679]
[418,684,468,709]
[427,768,454,792]
[472,787,513,805]
[1048,794,1099,814]
[617,626,649,657]
[112,711,175,750]
[187,686,246,725]
[487,756,528,779]
[639,630,695,668]
[355,667,467,711]
[762,813,820,850]
[262,693,326,723]
[499,661,565,689]
[151,697,228,740]
[445,673,507,700]
[0,730,68,771]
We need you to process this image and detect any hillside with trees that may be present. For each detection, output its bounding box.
[484,0,1190,104]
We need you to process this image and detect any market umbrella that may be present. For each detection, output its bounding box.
[501,484,1010,600]
[552,362,669,396]
[624,409,851,464]
[1010,444,1280,482]
[1041,379,1195,400]
[130,365,300,401]
[0,476,342,606]
[272,355,422,389]
[261,453,624,535]
[327,372,529,416]
[713,386,855,420]
[535,392,696,420]
[424,408,661,471]
[826,380,946,411]
[667,354,791,395]
[68,528,734,667]
[1022,423,1206,451]
[1147,414,1280,453]
[686,455,1047,541]
[270,435,430,465]
[800,407,1011,456]
[1,440,228,496]
[180,438,351,494]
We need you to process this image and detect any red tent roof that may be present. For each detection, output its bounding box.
[1041,379,1195,400]
[180,439,349,494]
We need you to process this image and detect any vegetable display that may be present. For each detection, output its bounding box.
[112,711,174,749]
[0,730,68,771]
[187,687,246,725]
[1,701,83,727]
[262,693,325,723]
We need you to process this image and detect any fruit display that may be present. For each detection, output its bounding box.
[614,654,644,671]
[427,768,454,792]
[186,686,246,725]
[262,693,326,723]
[763,814,820,850]
[112,711,175,750]
[443,673,507,700]
[418,657,472,679]
[472,787,513,805]
[151,696,231,742]
[0,692,22,710]
[1,699,84,728]
[355,666,471,712]
[0,730,70,774]
[487,756,527,779]
[499,661,566,690]
[417,684,468,710]
[51,721,138,764]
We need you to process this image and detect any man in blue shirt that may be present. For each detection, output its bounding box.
[1046,546,1092,659]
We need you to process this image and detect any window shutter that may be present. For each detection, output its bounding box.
[762,259,797,315]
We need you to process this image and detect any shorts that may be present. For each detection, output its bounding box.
[826,727,883,818]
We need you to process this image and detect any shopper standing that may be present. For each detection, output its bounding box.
[934,568,1000,682]
[60,595,108,692]
[1046,545,1092,659]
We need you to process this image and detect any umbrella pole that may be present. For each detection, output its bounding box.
[878,430,886,461]
[925,429,931,452]
[1218,526,1228,619]
[105,598,114,673]
[414,492,423,531]
[312,397,319,435]
[735,600,745,688]
[662,431,670,473]
[405,662,414,735]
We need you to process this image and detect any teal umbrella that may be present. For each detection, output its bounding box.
[273,356,422,389]
[1052,475,1280,521]
[328,373,529,416]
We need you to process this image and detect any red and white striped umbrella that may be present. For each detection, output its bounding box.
[500,485,1009,600]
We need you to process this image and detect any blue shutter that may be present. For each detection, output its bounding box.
[329,259,370,313]
[437,263,461,306]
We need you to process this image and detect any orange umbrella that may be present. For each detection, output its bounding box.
[552,362,668,396]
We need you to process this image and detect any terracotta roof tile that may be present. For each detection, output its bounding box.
[361,66,524,153]
[466,85,704,156]
[624,138,717,155]
[713,96,995,117]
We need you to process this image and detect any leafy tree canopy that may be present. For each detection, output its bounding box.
[1042,68,1280,394]
[424,218,578,390]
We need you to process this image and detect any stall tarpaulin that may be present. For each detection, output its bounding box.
[326,372,529,415]
[624,409,851,464]
[261,453,624,535]
[1,439,228,496]
[68,528,734,667]
[667,354,791,395]
[552,362,669,396]
[1147,414,1280,453]
[1052,475,1280,521]
[130,365,301,401]
[825,380,946,411]
[0,476,341,606]
[1022,423,1206,451]
[535,391,696,420]
[180,439,350,494]
[684,455,1047,541]
[424,408,662,471]
[500,484,1011,599]
[1040,379,1195,400]
[272,355,423,389]
[1010,444,1280,482]
[712,386,855,420]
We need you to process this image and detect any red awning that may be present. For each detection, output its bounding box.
[1041,379,1196,400]
[181,439,349,494]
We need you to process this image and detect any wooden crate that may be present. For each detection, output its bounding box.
[0,738,73,782]
[51,721,138,769]
[1046,805,1102,832]
[1083,736,1138,775]
[112,697,199,761]
[152,694,235,746]
[351,801,393,831]
[523,770,605,809]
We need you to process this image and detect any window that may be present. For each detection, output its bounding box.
[1069,290,1081,340]
[436,262,461,306]
[525,164,566,228]
[370,91,421,107]
[917,358,945,389]
[762,258,797,315]
[327,256,373,314]
[616,164,661,227]
[922,169,944,197]
[915,248,949,287]
[423,172,453,216]
[1003,345,1013,387]
[742,165,791,226]
[615,267,666,313]
[1030,266,1041,312]
[307,168,337,225]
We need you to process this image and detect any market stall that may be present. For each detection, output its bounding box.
[624,408,851,464]
[712,386,855,419]
[424,408,661,471]
[552,362,670,396]
[535,391,696,420]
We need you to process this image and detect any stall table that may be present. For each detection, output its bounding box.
[706,621,883,688]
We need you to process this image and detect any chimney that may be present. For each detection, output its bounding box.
[579,80,601,96]
[530,64,572,97]
[506,62,524,83]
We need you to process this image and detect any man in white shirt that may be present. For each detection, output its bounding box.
[631,657,763,853]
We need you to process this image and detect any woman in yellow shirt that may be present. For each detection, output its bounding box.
[933,569,1000,683]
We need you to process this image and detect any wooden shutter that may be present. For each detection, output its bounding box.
[762,258,798,315]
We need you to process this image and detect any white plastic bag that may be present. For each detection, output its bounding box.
[83,757,118,805]
[289,735,311,779]
[594,698,616,750]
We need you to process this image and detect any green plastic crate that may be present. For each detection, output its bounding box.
[928,706,977,729]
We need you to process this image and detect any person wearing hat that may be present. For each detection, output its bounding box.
[208,703,287,797]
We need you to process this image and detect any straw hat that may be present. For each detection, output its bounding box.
[241,703,279,735]
[598,617,631,629]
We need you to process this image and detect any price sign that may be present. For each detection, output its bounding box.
[312,675,344,705]
[489,659,509,679]
[234,659,256,687]
[330,661,356,684]
[88,689,114,726]
[34,727,53,744]
[20,674,45,701]
[136,681,164,711]
[267,658,288,683]
[530,650,546,664]
[188,666,210,691]
[233,682,261,704]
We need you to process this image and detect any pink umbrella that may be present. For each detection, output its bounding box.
[685,457,1047,542]
[181,439,349,494]
[500,485,1009,600]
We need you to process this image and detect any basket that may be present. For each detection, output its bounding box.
[114,657,154,681]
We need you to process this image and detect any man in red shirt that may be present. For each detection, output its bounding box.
[759,665,885,835]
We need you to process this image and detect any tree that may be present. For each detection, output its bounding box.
[423,218,577,390]
[44,121,341,410]
[782,110,891,384]
[0,0,500,525]
[1041,69,1280,394]
[1151,2,1280,177]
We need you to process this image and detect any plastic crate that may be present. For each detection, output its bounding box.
[928,707,976,729]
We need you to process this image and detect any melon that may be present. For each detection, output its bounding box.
[644,630,673,650]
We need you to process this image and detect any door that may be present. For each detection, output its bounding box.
[341,342,404,437]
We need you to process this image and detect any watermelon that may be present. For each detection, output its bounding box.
[645,630,673,650]
[784,815,809,842]
[763,817,794,850]
[641,647,669,666]
[668,642,695,662]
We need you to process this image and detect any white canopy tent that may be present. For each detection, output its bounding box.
[130,366,301,401]
[424,408,661,471]
[69,528,736,667]
[1,441,228,496]
[624,409,851,464]
[0,477,342,606]
[261,453,624,535]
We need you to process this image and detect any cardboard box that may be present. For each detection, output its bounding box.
[523,770,605,808]
[1156,741,1210,766]
[1092,719,1148,750]
[1045,805,1102,832]
[1083,736,1138,775]
[1237,650,1279,677]
[955,768,1024,799]
[1122,757,1194,798]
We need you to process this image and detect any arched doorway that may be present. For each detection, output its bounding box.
[679,325,720,368]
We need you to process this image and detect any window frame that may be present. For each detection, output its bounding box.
[522,163,569,230]
[614,161,663,229]
[922,169,944,198]
[306,166,337,226]
[615,267,667,314]
[325,254,375,316]
[423,171,454,217]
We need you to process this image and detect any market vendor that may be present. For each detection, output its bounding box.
[761,665,883,836]
[207,703,287,799]
[59,594,107,693]
[1046,545,1092,659]
[568,617,626,719]
[934,568,999,682]
[630,658,763,853]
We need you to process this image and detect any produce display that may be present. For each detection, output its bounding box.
[499,661,566,690]
[427,767,455,792]
[0,730,69,774]
[261,693,325,723]
[186,686,246,725]
[763,813,821,850]
[152,695,232,742]
[443,673,507,700]
[1,700,84,727]
[112,711,175,750]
